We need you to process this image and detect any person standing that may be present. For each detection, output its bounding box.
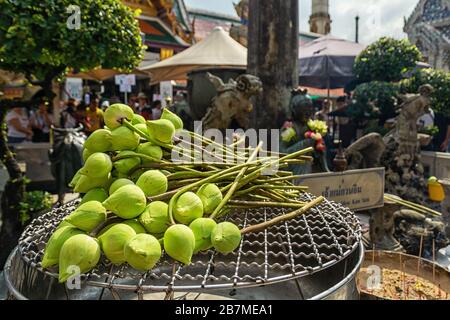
[30,99,54,142]
[6,106,33,143]
[151,100,163,120]
[84,95,103,135]
[315,99,330,122]
[136,92,150,115]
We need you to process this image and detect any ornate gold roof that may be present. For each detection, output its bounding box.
[123,0,194,44]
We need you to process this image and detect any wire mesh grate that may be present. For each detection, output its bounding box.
[18,193,361,292]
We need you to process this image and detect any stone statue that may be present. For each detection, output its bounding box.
[395,84,434,158]
[346,84,434,203]
[381,84,434,203]
[280,88,329,174]
[345,133,386,170]
[202,73,262,131]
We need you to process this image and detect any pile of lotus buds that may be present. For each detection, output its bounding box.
[41,104,324,283]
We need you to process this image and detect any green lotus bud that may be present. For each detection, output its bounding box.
[123,219,146,234]
[196,184,223,215]
[211,222,242,254]
[134,123,149,136]
[42,226,85,269]
[80,153,112,178]
[56,220,74,230]
[113,151,141,175]
[132,114,146,125]
[136,170,168,197]
[69,169,83,189]
[111,126,140,151]
[164,225,195,265]
[139,201,169,234]
[174,192,204,225]
[80,188,108,205]
[82,148,94,162]
[161,108,183,130]
[97,223,118,237]
[147,119,176,144]
[103,185,147,219]
[130,168,147,183]
[104,104,134,129]
[58,234,101,283]
[98,224,136,264]
[109,178,134,195]
[136,142,163,161]
[124,234,161,271]
[73,173,110,193]
[64,201,107,233]
[84,129,112,153]
[189,218,217,253]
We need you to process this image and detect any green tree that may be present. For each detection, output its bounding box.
[399,68,450,117]
[0,0,144,268]
[354,37,422,83]
[347,81,399,121]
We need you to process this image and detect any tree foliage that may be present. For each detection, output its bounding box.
[399,69,450,117]
[354,37,422,83]
[347,81,399,120]
[0,0,144,84]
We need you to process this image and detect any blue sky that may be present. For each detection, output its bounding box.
[184,0,419,44]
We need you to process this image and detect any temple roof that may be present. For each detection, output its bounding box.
[404,0,450,44]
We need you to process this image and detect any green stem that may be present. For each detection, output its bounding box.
[240,197,325,234]
[210,142,263,219]
[167,161,263,225]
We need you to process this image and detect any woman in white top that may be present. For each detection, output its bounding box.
[6,107,33,143]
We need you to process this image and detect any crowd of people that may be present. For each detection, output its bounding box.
[6,91,193,144]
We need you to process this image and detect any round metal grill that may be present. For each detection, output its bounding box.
[18,194,361,294]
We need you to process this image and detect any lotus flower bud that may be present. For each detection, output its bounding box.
[97,223,118,237]
[136,170,168,197]
[124,234,161,271]
[103,185,147,219]
[69,170,83,189]
[42,226,85,269]
[80,188,108,205]
[58,234,101,283]
[111,126,140,151]
[84,129,112,153]
[132,114,146,125]
[211,222,242,254]
[139,201,169,234]
[136,143,163,161]
[134,124,149,136]
[113,151,141,175]
[98,224,136,264]
[73,173,110,193]
[104,104,134,129]
[173,192,204,225]
[109,178,134,195]
[164,224,195,265]
[196,184,223,215]
[82,148,94,162]
[80,153,113,178]
[161,108,183,130]
[123,219,146,234]
[56,220,74,230]
[64,201,107,232]
[147,119,176,144]
[189,218,217,253]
